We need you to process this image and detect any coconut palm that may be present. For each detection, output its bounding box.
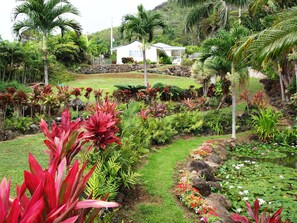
[13,0,82,85]
[120,4,166,86]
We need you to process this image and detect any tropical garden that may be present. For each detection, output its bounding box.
[0,0,296,222]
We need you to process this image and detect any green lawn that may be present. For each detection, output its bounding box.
[0,134,47,189]
[67,73,199,92]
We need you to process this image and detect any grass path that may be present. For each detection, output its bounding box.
[126,133,250,223]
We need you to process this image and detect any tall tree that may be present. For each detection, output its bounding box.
[120,4,166,86]
[13,0,82,85]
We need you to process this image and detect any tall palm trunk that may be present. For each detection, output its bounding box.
[278,63,285,101]
[230,63,236,139]
[295,63,297,92]
[142,40,148,86]
[43,34,49,85]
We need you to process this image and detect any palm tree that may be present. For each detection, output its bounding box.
[120,4,166,86]
[199,26,250,139]
[234,7,297,100]
[177,0,229,39]
[13,0,82,85]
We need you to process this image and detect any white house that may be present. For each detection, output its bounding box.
[111,41,185,65]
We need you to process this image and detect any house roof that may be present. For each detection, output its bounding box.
[153,43,185,51]
[112,41,185,52]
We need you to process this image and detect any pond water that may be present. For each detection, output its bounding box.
[239,151,297,168]
[218,144,297,222]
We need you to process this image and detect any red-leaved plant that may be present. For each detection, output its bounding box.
[232,199,289,223]
[40,109,85,166]
[0,155,119,223]
[84,101,121,150]
[0,105,122,222]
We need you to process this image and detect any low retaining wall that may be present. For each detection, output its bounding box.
[79,64,157,74]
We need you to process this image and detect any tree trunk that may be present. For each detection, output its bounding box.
[142,40,148,86]
[238,7,242,24]
[278,63,285,101]
[43,34,49,85]
[295,63,297,92]
[231,81,236,140]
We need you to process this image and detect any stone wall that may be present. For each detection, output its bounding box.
[78,64,192,78]
[79,64,157,74]
[165,66,191,77]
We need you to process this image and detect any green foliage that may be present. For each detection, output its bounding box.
[251,107,282,142]
[169,111,203,133]
[5,116,33,133]
[203,110,237,134]
[185,45,200,55]
[181,58,194,66]
[159,54,172,64]
[274,126,297,146]
[49,61,74,84]
[145,117,177,144]
[86,150,141,200]
[289,92,297,109]
[230,142,296,160]
[121,57,134,64]
[114,84,146,93]
[0,81,31,93]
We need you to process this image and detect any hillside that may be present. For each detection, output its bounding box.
[90,0,195,47]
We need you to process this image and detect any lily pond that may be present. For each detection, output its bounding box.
[217,143,297,222]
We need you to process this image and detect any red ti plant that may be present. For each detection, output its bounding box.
[182,98,197,111]
[139,109,149,120]
[84,87,93,102]
[40,109,86,166]
[56,85,72,109]
[232,199,288,223]
[251,91,266,109]
[94,88,103,103]
[0,155,119,223]
[84,106,121,150]
[71,87,81,98]
[240,90,250,113]
[6,87,16,95]
[0,93,12,120]
[12,90,28,117]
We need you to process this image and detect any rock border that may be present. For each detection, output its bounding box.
[175,139,237,223]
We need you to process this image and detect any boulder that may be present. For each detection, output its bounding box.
[207,181,222,191]
[71,98,86,111]
[204,161,220,172]
[192,177,211,197]
[188,160,209,172]
[205,153,222,164]
[199,168,215,181]
[205,194,234,223]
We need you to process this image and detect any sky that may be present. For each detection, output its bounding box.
[0,0,165,41]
